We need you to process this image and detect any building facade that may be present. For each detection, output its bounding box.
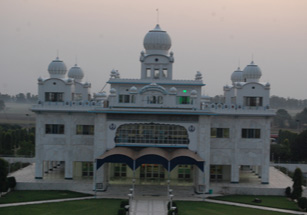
[32,24,274,193]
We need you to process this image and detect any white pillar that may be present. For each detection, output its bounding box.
[35,114,43,179]
[197,116,211,193]
[44,161,49,173]
[65,160,73,179]
[231,117,240,183]
[49,161,53,171]
[261,117,271,184]
[35,159,43,179]
[93,114,108,189]
[231,165,239,183]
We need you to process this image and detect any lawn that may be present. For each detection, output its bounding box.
[176,201,295,215]
[210,195,299,211]
[0,199,121,215]
[0,190,92,204]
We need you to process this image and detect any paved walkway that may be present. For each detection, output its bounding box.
[0,196,94,208]
[130,198,167,215]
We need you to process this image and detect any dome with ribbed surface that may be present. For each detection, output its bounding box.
[48,57,67,78]
[143,24,171,54]
[68,64,84,82]
[243,61,262,81]
[231,67,244,84]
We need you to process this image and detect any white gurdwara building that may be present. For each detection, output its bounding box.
[32,24,274,193]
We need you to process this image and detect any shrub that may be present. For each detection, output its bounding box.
[168,209,178,215]
[285,186,291,197]
[167,201,177,210]
[167,202,178,214]
[120,199,129,208]
[292,168,303,199]
[7,177,16,189]
[298,197,307,210]
[117,208,125,215]
[0,158,9,195]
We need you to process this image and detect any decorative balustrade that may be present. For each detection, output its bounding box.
[201,103,275,115]
[32,100,105,111]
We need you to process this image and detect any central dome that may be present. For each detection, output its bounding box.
[243,61,262,81]
[143,24,171,54]
[48,57,67,78]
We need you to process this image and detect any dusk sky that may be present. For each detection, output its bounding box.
[1,0,307,99]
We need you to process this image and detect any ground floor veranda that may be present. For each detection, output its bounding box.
[35,147,269,193]
[12,163,293,196]
[39,161,265,188]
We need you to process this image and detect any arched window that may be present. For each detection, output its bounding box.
[115,123,189,145]
[147,95,163,104]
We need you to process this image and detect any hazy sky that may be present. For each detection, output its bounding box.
[1,0,307,99]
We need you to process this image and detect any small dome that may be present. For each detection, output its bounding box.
[201,95,211,100]
[48,57,67,78]
[95,92,107,98]
[191,90,197,96]
[38,77,43,82]
[169,87,177,94]
[243,61,262,81]
[235,82,243,88]
[195,71,202,81]
[191,90,197,98]
[68,64,84,82]
[110,69,117,78]
[143,24,172,54]
[224,85,231,91]
[129,86,138,94]
[231,67,244,84]
[110,88,117,94]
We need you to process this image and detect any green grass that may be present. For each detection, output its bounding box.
[0,199,121,215]
[210,195,299,211]
[176,201,295,215]
[0,190,92,204]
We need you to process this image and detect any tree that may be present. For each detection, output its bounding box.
[292,168,303,200]
[15,93,26,103]
[291,130,307,161]
[271,139,291,162]
[17,140,35,156]
[273,109,295,128]
[7,177,16,190]
[0,158,8,196]
[0,100,4,111]
[2,132,13,155]
[285,187,291,197]
[298,197,307,211]
[278,130,297,145]
[295,108,307,129]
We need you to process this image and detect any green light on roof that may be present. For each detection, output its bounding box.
[183,90,187,93]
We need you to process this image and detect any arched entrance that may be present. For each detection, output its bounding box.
[96,147,204,185]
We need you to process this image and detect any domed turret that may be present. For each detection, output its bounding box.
[191,90,197,98]
[170,87,177,95]
[243,61,262,82]
[68,64,84,82]
[129,86,138,94]
[143,24,171,55]
[48,57,67,78]
[231,67,244,84]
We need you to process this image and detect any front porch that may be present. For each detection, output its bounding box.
[11,163,291,197]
